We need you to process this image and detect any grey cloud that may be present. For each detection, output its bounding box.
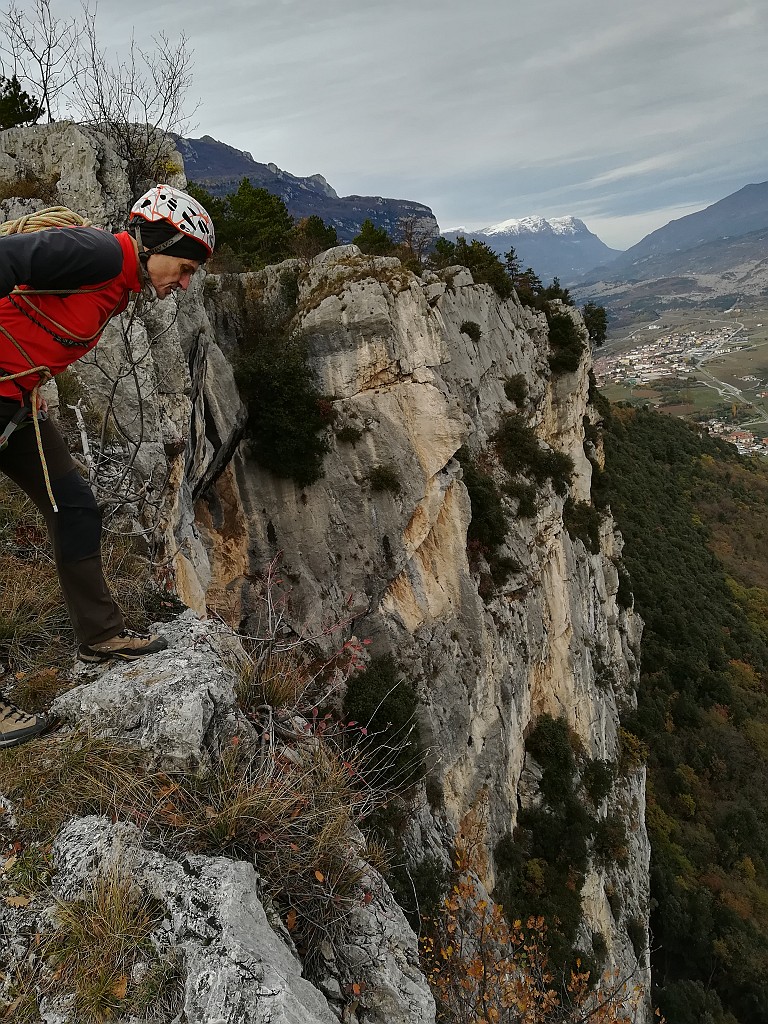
[51,0,768,248]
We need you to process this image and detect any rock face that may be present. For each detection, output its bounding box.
[196,250,651,1014]
[0,124,651,1022]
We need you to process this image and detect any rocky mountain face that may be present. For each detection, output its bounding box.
[175,133,440,244]
[443,215,622,285]
[0,123,652,1023]
[575,180,768,322]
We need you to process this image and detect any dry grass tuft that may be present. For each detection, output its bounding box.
[45,870,161,1023]
[235,644,310,711]
[0,872,181,1023]
[0,733,153,841]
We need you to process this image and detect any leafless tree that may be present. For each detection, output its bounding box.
[70,3,198,195]
[396,214,439,270]
[0,0,78,122]
[1,0,197,197]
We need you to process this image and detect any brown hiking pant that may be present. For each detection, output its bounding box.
[0,397,124,645]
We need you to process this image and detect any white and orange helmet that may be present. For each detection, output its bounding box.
[129,184,215,260]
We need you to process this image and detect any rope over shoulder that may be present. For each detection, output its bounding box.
[0,206,92,237]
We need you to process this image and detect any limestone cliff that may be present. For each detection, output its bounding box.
[195,249,651,1016]
[0,124,651,1022]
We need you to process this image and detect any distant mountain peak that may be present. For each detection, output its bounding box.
[482,214,588,237]
[440,214,620,284]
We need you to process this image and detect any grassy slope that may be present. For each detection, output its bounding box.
[598,406,768,1024]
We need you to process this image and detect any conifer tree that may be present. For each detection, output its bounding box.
[0,73,43,129]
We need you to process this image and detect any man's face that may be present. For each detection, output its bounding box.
[145,254,201,298]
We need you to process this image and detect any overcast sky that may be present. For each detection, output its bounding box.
[47,0,768,248]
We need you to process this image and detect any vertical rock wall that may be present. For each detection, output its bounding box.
[197,249,651,1015]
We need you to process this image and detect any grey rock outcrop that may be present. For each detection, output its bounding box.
[46,816,338,1024]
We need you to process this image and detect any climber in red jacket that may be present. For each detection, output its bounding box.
[0,184,215,748]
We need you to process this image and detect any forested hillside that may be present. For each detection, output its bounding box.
[598,405,768,1024]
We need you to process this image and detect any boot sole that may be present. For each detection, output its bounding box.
[78,645,167,663]
[0,718,51,747]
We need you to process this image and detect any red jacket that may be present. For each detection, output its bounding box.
[0,229,141,400]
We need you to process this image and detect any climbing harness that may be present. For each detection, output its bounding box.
[0,207,95,512]
[0,395,47,450]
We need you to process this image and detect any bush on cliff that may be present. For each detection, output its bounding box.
[429,237,514,300]
[492,413,573,497]
[235,285,330,487]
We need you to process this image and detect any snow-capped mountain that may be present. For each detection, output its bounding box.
[442,215,622,284]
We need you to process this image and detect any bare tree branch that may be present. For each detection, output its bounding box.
[0,0,78,121]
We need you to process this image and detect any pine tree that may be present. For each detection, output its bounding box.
[0,75,43,129]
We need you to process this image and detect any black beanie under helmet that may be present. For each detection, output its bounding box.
[132,220,209,263]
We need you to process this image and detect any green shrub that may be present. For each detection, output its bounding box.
[618,728,648,775]
[430,237,513,300]
[343,655,422,786]
[335,424,363,444]
[547,311,585,374]
[235,296,330,487]
[368,464,401,493]
[626,917,647,960]
[591,930,608,965]
[614,560,634,609]
[582,301,608,346]
[188,179,293,270]
[526,715,576,801]
[587,370,611,418]
[592,813,629,868]
[458,451,507,551]
[460,320,482,342]
[504,374,528,405]
[563,498,603,553]
[493,713,605,985]
[582,759,615,805]
[489,554,521,586]
[0,74,43,129]
[493,413,573,497]
[352,219,395,255]
[290,215,338,259]
[503,479,538,518]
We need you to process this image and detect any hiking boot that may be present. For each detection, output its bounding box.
[0,698,49,748]
[78,629,169,663]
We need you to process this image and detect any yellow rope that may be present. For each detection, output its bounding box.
[0,206,91,236]
[0,323,56,511]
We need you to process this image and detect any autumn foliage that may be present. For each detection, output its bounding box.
[420,833,646,1024]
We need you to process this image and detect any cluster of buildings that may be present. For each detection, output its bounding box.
[593,324,744,387]
[703,420,768,456]
[594,321,768,457]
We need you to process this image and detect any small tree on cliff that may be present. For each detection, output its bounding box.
[1,0,197,195]
[582,301,608,346]
[290,214,338,259]
[431,237,513,300]
[0,73,43,128]
[352,218,395,256]
[70,5,197,195]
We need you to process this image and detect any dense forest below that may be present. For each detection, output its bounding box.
[598,404,768,1024]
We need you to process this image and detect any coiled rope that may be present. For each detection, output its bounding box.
[0,206,92,236]
[0,207,94,511]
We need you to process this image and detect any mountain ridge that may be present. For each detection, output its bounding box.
[174,133,439,243]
